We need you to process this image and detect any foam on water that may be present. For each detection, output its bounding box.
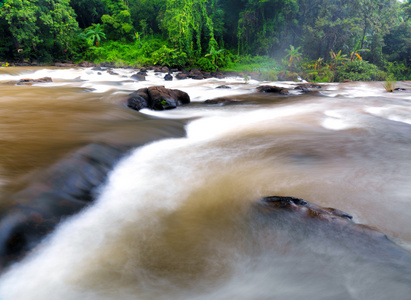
[1,68,411,299]
[1,104,411,300]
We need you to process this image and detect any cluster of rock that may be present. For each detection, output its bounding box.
[3,77,53,86]
[127,86,190,111]
[257,85,289,95]
[126,67,246,82]
[256,83,323,95]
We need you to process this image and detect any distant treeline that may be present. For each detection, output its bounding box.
[0,0,410,75]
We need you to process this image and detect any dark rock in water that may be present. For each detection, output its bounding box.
[260,196,353,219]
[78,61,96,67]
[131,73,146,81]
[161,66,169,73]
[211,71,225,79]
[99,62,114,68]
[216,85,231,89]
[257,85,289,95]
[148,86,178,110]
[107,70,119,76]
[127,88,150,111]
[256,196,411,265]
[164,74,173,81]
[294,83,322,90]
[176,73,188,80]
[127,86,190,111]
[153,66,169,73]
[147,86,181,110]
[54,63,76,68]
[0,143,132,269]
[188,69,204,80]
[294,83,322,93]
[8,77,53,86]
[171,89,190,105]
[204,97,239,105]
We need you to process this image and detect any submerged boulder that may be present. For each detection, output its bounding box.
[176,73,188,80]
[127,86,190,111]
[257,85,289,95]
[3,77,54,86]
[127,88,150,111]
[130,72,146,81]
[164,74,173,81]
[256,196,411,260]
[188,69,204,80]
[204,97,240,106]
[294,83,322,93]
[0,143,132,268]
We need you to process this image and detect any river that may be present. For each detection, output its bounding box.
[0,67,410,299]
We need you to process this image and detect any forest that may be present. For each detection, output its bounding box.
[0,0,410,81]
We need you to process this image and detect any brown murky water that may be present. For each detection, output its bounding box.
[0,67,410,299]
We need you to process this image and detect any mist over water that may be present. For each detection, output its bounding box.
[0,67,411,299]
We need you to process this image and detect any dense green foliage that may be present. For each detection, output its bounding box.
[0,0,79,61]
[0,0,410,80]
[335,60,387,81]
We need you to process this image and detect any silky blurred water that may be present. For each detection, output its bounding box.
[0,67,410,299]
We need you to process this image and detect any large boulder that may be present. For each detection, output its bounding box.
[255,196,411,267]
[127,86,190,111]
[188,69,204,80]
[0,143,132,268]
[294,83,322,93]
[127,88,150,111]
[164,74,173,81]
[176,73,188,80]
[9,77,53,86]
[130,72,146,81]
[257,85,289,95]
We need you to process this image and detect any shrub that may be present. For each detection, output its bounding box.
[151,45,188,67]
[259,69,278,81]
[195,57,216,71]
[223,55,282,73]
[382,75,396,92]
[384,61,410,81]
[334,60,386,82]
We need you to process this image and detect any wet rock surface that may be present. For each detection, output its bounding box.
[204,97,241,106]
[257,85,289,95]
[127,86,190,111]
[3,77,53,86]
[0,143,132,269]
[256,196,411,262]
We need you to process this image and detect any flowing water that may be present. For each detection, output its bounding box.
[0,67,410,299]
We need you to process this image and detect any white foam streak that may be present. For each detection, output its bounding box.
[0,137,200,299]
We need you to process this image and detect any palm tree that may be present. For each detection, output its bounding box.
[329,50,348,70]
[85,24,106,47]
[349,40,370,62]
[284,45,302,72]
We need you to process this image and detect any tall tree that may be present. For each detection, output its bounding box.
[0,0,79,61]
[237,0,298,56]
[70,0,108,29]
[160,0,217,58]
